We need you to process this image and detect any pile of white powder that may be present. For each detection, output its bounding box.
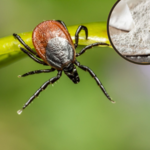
[111,0,150,55]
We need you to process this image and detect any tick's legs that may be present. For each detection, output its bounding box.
[74,60,114,103]
[13,33,40,58]
[74,25,88,48]
[20,47,48,66]
[76,42,110,57]
[56,20,68,31]
[17,71,62,114]
[18,68,55,78]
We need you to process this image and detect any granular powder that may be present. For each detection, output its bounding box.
[111,0,150,55]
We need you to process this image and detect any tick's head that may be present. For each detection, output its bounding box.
[63,63,80,84]
[63,63,74,72]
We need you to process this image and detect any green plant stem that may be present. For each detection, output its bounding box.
[0,22,110,68]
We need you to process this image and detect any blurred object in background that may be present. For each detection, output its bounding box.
[109,1,135,31]
[108,0,150,64]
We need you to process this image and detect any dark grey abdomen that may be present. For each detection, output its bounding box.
[46,37,75,69]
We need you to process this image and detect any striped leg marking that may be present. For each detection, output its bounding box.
[75,60,114,102]
[17,71,62,115]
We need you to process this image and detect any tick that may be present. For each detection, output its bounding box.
[13,20,114,115]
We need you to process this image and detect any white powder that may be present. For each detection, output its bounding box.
[111,0,150,55]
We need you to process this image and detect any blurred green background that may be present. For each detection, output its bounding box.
[1,0,150,150]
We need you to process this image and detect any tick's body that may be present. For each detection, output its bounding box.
[13,20,114,114]
[33,20,75,70]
